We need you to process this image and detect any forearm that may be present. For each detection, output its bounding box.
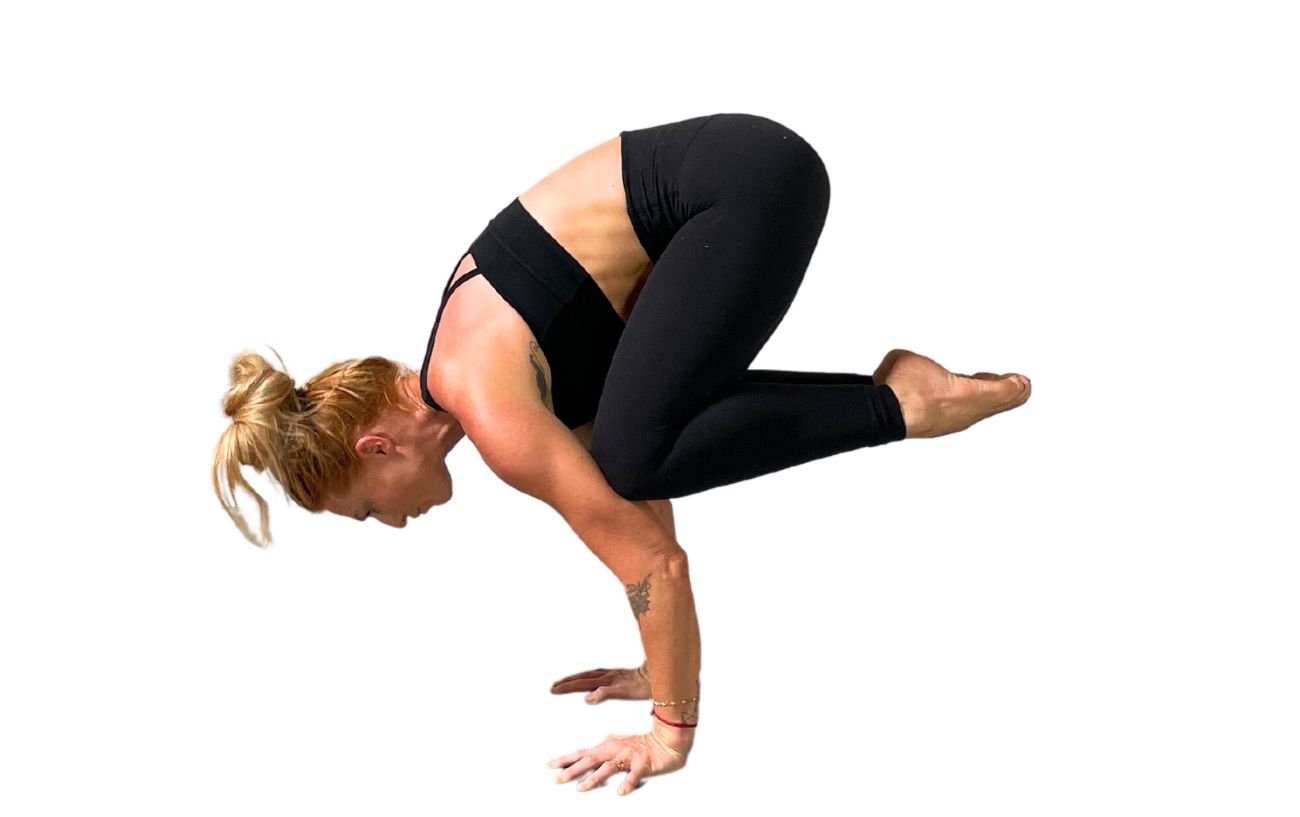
[560,495,698,748]
[634,500,697,744]
[469,405,698,746]
[628,551,700,750]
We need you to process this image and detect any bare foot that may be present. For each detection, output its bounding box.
[874,349,1031,439]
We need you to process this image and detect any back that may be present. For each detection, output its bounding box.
[419,197,626,429]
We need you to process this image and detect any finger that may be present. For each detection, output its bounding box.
[553,755,601,784]
[547,749,587,769]
[551,681,597,695]
[577,759,622,792]
[551,668,611,686]
[551,680,607,695]
[584,685,614,704]
[619,755,648,796]
[551,671,613,693]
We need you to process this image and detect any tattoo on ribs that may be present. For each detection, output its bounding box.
[625,573,651,617]
[528,341,548,403]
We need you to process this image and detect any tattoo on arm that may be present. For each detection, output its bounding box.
[625,573,651,618]
[528,341,549,404]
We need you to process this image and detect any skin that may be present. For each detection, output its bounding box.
[319,132,1033,795]
[319,375,467,527]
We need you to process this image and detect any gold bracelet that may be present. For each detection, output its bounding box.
[640,664,700,707]
[652,696,700,707]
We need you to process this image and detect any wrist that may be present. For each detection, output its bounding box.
[650,712,696,753]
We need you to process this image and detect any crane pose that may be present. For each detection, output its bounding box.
[213,112,1032,796]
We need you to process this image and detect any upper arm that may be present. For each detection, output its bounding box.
[460,398,683,577]
[572,420,595,450]
[436,300,679,574]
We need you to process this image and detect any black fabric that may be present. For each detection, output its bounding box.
[419,198,626,429]
[588,112,908,499]
[421,112,908,499]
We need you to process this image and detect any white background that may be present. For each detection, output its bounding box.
[2,1,1296,814]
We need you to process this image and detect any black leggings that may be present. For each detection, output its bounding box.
[588,112,907,500]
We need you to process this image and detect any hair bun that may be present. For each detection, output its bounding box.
[214,350,410,548]
[223,349,294,421]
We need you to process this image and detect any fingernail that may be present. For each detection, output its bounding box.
[555,775,564,784]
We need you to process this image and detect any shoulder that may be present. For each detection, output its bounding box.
[454,394,575,500]
[456,396,631,532]
[425,331,554,421]
[424,273,555,415]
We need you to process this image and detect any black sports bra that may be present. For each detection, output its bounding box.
[418,197,627,429]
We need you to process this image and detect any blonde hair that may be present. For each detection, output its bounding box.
[212,347,413,548]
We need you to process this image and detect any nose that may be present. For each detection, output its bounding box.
[379,514,408,528]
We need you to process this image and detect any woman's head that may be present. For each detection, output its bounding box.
[213,349,460,547]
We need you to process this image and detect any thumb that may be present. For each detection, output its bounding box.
[586,686,609,704]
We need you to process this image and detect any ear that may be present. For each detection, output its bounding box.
[355,434,393,457]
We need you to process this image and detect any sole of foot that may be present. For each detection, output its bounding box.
[875,349,1031,439]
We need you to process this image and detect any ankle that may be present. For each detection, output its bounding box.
[886,381,929,439]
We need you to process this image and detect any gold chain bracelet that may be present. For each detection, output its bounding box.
[652,695,700,707]
[638,663,700,707]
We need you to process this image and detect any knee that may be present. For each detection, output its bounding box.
[588,432,661,501]
[751,134,830,228]
[789,139,830,219]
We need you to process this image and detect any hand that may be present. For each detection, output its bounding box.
[550,663,651,705]
[549,721,690,796]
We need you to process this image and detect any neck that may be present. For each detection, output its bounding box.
[397,372,467,455]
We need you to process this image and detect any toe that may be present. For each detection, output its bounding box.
[998,374,1030,406]
[1015,374,1032,400]
[987,374,1027,405]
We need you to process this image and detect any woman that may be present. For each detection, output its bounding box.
[213,112,1032,796]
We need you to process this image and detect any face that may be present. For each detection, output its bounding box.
[323,431,453,528]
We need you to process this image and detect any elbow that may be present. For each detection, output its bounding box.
[651,549,690,586]
[663,549,689,579]
[621,547,689,589]
[623,551,690,615]
[628,545,688,581]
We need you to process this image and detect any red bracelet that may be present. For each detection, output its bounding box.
[651,708,698,729]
